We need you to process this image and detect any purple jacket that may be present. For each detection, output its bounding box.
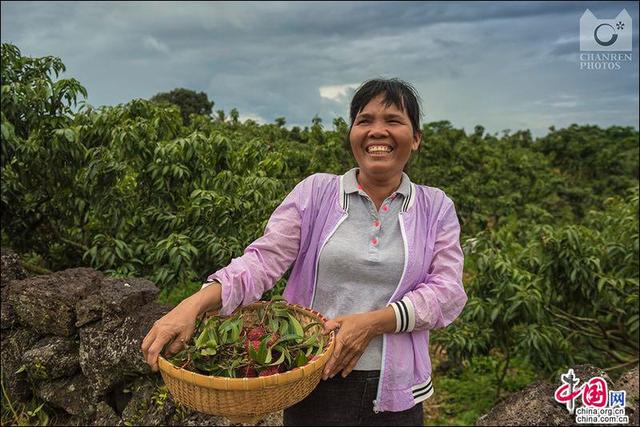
[208,171,467,413]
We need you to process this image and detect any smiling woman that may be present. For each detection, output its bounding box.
[142,78,467,427]
[347,79,422,211]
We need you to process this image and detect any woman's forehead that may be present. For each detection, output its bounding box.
[358,95,407,115]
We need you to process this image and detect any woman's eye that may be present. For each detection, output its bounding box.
[357,119,370,124]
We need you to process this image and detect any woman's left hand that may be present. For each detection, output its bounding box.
[322,313,378,380]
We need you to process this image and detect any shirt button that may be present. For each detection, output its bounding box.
[371,238,379,245]
[382,205,389,212]
[357,184,363,191]
[373,220,380,228]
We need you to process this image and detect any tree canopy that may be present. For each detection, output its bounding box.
[150,87,214,125]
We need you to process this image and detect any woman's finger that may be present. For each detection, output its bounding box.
[145,331,175,372]
[340,352,362,378]
[323,334,345,380]
[331,345,357,378]
[164,333,188,357]
[141,328,157,357]
[323,319,341,334]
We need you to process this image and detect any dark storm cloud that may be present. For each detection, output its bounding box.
[1,1,638,136]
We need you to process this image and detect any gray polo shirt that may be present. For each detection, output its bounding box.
[312,167,410,371]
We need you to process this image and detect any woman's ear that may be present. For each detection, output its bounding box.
[412,131,422,152]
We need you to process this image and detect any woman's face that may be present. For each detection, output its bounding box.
[349,94,421,180]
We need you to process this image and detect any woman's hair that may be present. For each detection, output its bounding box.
[349,78,422,136]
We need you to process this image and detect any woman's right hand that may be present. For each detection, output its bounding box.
[141,282,223,372]
[141,300,199,372]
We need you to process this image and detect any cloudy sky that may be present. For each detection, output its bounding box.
[2,1,639,137]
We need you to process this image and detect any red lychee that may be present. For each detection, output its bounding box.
[240,366,258,377]
[244,339,261,353]
[259,365,281,377]
[246,326,266,341]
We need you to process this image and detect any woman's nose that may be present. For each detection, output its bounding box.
[368,121,389,138]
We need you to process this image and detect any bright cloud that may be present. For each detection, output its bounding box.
[319,84,359,102]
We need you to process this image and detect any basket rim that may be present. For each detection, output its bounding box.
[158,301,335,391]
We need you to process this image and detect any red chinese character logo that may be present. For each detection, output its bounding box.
[582,377,608,407]
[555,382,584,403]
[554,368,583,414]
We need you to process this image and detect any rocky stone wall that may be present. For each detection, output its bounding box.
[0,248,282,426]
[476,364,638,426]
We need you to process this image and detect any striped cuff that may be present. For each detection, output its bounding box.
[412,377,434,404]
[389,296,416,333]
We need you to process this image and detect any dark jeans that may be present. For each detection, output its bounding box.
[283,370,423,426]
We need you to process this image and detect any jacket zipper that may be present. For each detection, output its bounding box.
[309,210,349,309]
[373,211,410,413]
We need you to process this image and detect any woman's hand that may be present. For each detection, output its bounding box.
[321,306,397,380]
[322,312,378,380]
[141,300,200,372]
[142,282,222,372]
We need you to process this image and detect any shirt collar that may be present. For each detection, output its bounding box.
[343,167,412,197]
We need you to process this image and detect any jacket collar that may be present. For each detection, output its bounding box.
[339,168,416,212]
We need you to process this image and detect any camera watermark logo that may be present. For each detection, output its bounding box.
[579,9,632,70]
[581,9,632,51]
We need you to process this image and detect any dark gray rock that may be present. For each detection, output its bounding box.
[121,376,183,426]
[0,247,27,331]
[75,292,103,328]
[0,328,40,403]
[173,410,283,426]
[562,364,613,390]
[1,285,17,330]
[36,373,96,418]
[92,401,123,426]
[121,377,165,425]
[475,364,634,426]
[75,276,160,329]
[99,277,160,316]
[79,303,171,395]
[22,335,80,381]
[615,366,639,426]
[475,379,574,426]
[8,268,104,336]
[0,247,28,286]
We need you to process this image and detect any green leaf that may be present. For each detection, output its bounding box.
[195,329,209,348]
[279,320,289,336]
[257,337,271,365]
[273,334,302,346]
[287,314,304,341]
[303,321,323,333]
[64,128,75,142]
[294,351,308,367]
[490,307,500,323]
[269,350,286,366]
[201,347,217,356]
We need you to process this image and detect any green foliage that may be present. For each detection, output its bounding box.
[409,122,575,235]
[155,280,203,307]
[535,125,638,210]
[435,188,639,386]
[425,355,539,426]
[1,369,52,426]
[150,87,214,125]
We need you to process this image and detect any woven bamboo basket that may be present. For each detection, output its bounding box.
[158,302,335,424]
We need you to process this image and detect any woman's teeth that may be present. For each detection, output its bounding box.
[366,146,393,153]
